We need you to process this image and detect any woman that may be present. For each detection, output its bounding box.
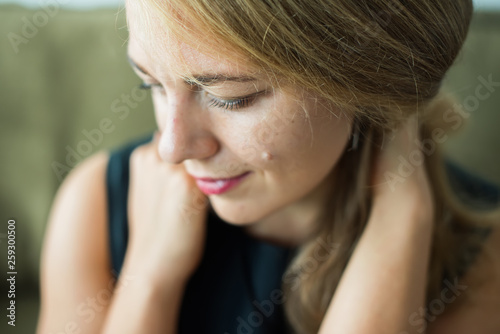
[37,0,500,333]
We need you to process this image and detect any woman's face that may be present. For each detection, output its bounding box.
[126,6,353,227]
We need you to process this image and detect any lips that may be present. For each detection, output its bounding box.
[193,171,251,195]
[192,172,250,182]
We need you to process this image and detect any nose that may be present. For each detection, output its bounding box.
[157,95,219,164]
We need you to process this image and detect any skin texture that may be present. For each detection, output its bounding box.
[36,3,500,334]
[126,9,353,248]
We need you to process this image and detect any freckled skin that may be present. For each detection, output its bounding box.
[127,8,353,247]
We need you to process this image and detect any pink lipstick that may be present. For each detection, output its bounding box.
[194,172,251,195]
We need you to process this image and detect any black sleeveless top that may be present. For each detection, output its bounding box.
[105,133,499,334]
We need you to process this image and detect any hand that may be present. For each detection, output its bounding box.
[318,115,436,334]
[370,114,435,223]
[125,131,210,282]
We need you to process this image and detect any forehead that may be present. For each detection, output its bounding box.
[126,3,261,79]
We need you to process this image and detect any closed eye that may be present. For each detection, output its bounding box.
[206,90,268,111]
[139,81,268,112]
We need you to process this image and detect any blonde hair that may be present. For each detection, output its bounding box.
[128,0,500,332]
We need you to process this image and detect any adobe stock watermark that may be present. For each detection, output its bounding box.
[399,277,468,334]
[224,235,339,334]
[51,85,148,181]
[7,0,70,54]
[383,74,500,192]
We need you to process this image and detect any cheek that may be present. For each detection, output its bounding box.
[231,113,296,169]
[307,114,351,160]
[237,108,351,176]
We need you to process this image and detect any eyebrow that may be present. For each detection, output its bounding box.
[127,55,258,86]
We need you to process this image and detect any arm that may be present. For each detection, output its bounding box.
[100,264,188,334]
[37,152,115,334]
[318,198,433,334]
[102,133,208,333]
[318,116,434,334]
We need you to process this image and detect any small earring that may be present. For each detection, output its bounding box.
[347,121,360,152]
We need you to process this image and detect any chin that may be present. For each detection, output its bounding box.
[208,198,267,225]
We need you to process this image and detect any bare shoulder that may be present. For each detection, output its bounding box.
[427,224,500,334]
[38,151,115,334]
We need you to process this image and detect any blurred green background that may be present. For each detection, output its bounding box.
[0,4,499,334]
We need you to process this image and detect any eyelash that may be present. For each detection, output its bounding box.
[138,82,263,111]
[139,82,163,91]
[207,95,252,111]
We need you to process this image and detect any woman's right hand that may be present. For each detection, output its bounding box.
[124,131,210,283]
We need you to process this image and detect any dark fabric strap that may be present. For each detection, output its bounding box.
[106,133,154,278]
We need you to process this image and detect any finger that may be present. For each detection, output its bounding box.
[389,115,420,155]
[403,114,420,144]
[370,115,422,189]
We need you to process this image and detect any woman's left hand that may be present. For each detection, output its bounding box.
[318,115,436,334]
[369,114,435,224]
